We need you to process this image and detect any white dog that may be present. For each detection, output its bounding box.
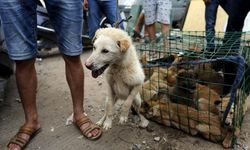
[85,28,149,130]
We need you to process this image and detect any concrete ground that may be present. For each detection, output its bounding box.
[0,50,250,150]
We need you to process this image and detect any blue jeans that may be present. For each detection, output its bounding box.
[0,19,7,52]
[0,0,83,60]
[205,0,231,51]
[88,0,122,39]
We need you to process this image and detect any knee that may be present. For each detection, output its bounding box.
[15,58,36,69]
[63,55,81,65]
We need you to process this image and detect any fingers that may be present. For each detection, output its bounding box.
[83,0,88,11]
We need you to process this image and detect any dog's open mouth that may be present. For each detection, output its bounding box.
[91,64,109,78]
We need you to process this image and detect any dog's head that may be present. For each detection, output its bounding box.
[177,69,197,91]
[85,28,130,78]
[214,98,234,127]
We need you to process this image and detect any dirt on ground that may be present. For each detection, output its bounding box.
[0,50,250,150]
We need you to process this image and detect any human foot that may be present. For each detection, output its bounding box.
[7,124,41,150]
[74,114,102,140]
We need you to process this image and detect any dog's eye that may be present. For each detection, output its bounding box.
[102,49,109,53]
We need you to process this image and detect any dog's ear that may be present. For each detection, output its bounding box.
[92,29,102,43]
[92,35,97,44]
[117,39,130,52]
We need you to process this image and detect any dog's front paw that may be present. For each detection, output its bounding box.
[139,118,149,128]
[96,119,104,126]
[222,139,232,148]
[96,115,106,126]
[103,117,112,130]
[119,115,128,124]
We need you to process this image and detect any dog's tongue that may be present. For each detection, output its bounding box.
[92,71,99,78]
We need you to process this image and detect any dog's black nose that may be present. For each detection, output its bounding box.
[85,62,94,70]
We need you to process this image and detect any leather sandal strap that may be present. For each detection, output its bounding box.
[81,124,100,136]
[76,117,91,127]
[8,136,27,148]
[18,126,36,135]
[75,115,102,140]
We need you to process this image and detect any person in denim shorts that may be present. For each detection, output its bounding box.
[0,1,102,149]
[83,0,123,39]
[143,0,172,42]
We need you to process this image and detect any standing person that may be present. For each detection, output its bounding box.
[204,0,231,52]
[223,0,250,50]
[0,1,102,150]
[132,10,149,42]
[143,0,172,43]
[83,0,122,40]
[222,0,250,95]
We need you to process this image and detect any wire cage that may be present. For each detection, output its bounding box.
[138,31,250,148]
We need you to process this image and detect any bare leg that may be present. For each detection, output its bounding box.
[8,59,40,150]
[143,25,150,43]
[146,23,156,41]
[134,11,145,33]
[161,23,170,35]
[63,55,100,138]
[161,23,170,51]
[144,24,149,37]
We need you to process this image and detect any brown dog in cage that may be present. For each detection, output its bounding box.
[141,55,182,101]
[168,69,198,108]
[140,99,221,134]
[194,63,224,95]
[140,98,242,148]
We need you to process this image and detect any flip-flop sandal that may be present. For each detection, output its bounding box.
[132,30,142,42]
[6,126,42,150]
[75,115,102,140]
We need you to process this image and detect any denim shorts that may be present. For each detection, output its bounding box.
[0,0,83,60]
[87,0,123,39]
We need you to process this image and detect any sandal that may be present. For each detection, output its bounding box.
[132,30,141,42]
[7,126,41,150]
[75,115,102,140]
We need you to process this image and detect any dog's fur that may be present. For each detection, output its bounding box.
[195,84,221,114]
[85,28,149,130]
[194,63,224,95]
[141,55,181,101]
[168,69,198,108]
[196,124,240,148]
[214,91,250,127]
[141,99,221,135]
[141,98,239,148]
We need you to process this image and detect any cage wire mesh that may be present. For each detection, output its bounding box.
[138,30,250,148]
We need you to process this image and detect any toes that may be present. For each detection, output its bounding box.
[87,133,92,138]
[91,129,99,137]
[9,144,21,150]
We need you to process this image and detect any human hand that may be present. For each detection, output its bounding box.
[203,0,211,4]
[83,0,88,11]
